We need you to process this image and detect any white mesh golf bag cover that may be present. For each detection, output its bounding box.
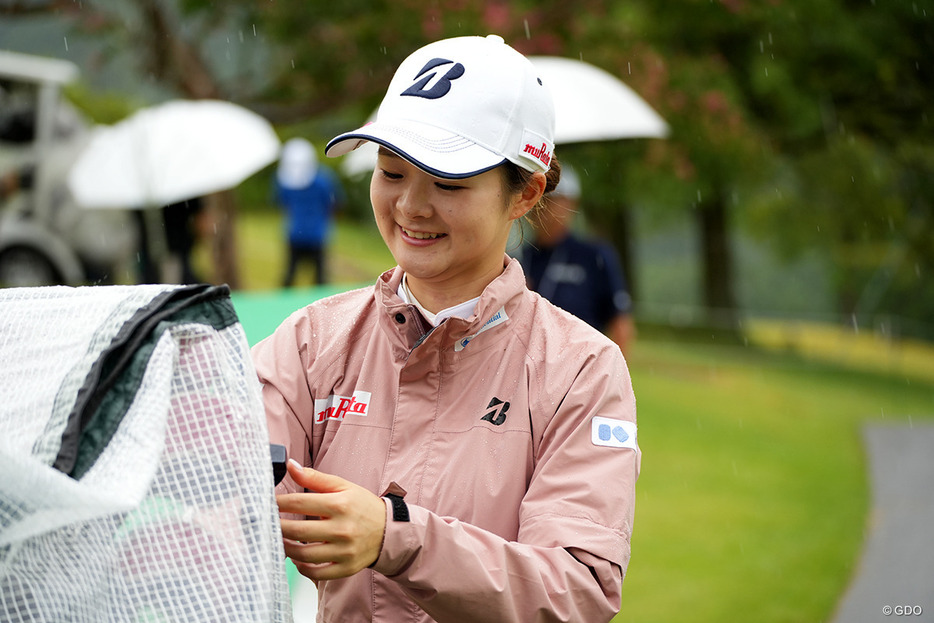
[0,284,292,622]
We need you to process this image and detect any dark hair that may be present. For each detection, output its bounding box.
[500,156,562,221]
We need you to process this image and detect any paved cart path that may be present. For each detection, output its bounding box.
[832,424,934,623]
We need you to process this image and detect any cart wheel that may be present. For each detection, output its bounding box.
[0,246,63,287]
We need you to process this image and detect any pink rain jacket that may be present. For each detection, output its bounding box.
[253,257,639,623]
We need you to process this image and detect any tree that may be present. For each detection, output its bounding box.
[736,0,934,336]
[556,0,934,337]
[547,1,774,329]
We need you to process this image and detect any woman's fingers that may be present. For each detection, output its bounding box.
[276,461,388,579]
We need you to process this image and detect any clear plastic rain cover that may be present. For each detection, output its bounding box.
[0,284,291,622]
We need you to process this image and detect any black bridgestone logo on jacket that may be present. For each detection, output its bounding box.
[481,397,510,426]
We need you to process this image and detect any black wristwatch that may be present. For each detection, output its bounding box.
[384,493,410,522]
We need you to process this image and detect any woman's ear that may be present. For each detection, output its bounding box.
[509,171,547,221]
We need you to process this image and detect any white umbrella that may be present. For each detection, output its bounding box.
[340,55,668,178]
[68,99,280,209]
[341,140,380,179]
[527,56,669,143]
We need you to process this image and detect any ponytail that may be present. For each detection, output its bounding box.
[501,155,562,223]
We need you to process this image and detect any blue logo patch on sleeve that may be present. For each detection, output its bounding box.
[592,416,637,449]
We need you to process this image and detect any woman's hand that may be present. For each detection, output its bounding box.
[278,459,387,581]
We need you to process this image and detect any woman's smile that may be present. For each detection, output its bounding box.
[400,226,447,242]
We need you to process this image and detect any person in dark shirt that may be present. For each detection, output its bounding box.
[161,197,205,284]
[515,164,636,357]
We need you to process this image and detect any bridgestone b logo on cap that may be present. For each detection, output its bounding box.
[401,58,465,100]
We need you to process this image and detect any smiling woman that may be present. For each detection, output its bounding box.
[251,34,640,623]
[369,146,547,312]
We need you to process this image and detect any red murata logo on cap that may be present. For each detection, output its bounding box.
[523,142,552,167]
[314,390,371,423]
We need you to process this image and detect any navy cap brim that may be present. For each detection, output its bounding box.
[326,120,507,180]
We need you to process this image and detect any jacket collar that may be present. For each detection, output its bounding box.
[374,255,529,352]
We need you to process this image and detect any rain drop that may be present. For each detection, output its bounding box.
[64,37,69,52]
[524,19,530,39]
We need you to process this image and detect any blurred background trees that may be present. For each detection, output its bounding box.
[3,0,932,338]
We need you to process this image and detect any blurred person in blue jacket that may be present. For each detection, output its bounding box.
[275,138,344,287]
[515,164,636,357]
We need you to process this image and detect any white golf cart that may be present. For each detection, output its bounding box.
[0,50,137,287]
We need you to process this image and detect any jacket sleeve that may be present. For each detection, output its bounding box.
[372,346,639,623]
[251,313,314,498]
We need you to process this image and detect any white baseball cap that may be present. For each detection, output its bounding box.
[326,34,555,179]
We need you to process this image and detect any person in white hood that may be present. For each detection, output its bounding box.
[253,34,639,623]
[275,137,344,286]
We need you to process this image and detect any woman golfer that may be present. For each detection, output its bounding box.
[253,34,639,622]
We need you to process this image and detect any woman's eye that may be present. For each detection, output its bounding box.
[380,169,403,180]
[435,182,464,192]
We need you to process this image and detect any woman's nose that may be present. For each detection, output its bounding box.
[396,180,433,219]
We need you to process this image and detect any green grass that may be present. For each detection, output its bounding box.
[616,340,934,623]
[223,210,934,623]
[194,208,394,292]
[747,318,934,386]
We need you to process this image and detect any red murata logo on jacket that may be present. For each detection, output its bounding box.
[314,390,371,423]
